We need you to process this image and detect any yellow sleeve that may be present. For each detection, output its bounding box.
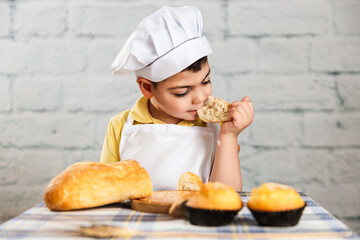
[100,110,130,163]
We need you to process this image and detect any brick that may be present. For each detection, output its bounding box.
[86,40,126,75]
[229,74,336,111]
[69,2,168,37]
[337,74,360,109]
[0,41,30,75]
[0,41,86,76]
[242,148,360,214]
[0,185,45,220]
[0,118,8,147]
[195,2,225,40]
[209,71,233,103]
[237,139,256,160]
[168,0,224,39]
[17,150,65,185]
[0,150,18,185]
[64,76,139,112]
[228,0,330,36]
[15,1,67,37]
[0,1,11,37]
[0,187,29,222]
[62,149,101,167]
[329,149,360,185]
[3,113,96,148]
[257,38,308,73]
[211,38,255,73]
[69,1,223,38]
[0,79,12,112]
[13,77,61,111]
[310,39,360,72]
[248,112,303,147]
[305,181,360,218]
[334,0,360,35]
[29,41,87,76]
[241,149,335,191]
[304,112,360,147]
[19,185,48,209]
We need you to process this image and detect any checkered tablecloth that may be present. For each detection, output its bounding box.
[0,193,358,239]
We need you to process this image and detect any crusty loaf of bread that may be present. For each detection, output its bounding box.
[44,160,153,211]
[197,96,231,123]
[177,172,203,191]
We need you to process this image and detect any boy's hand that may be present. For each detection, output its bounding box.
[220,96,254,136]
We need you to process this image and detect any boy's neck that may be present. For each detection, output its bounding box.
[148,99,181,124]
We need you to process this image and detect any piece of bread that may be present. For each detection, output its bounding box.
[131,190,192,214]
[186,182,242,210]
[197,96,231,123]
[44,160,153,211]
[169,192,195,218]
[177,172,203,191]
[247,182,305,212]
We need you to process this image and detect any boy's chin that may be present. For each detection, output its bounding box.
[183,115,198,121]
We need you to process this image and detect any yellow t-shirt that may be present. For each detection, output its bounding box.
[100,96,207,163]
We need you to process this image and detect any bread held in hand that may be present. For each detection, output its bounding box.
[197,96,230,123]
[44,160,153,211]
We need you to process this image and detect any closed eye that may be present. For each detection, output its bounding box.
[174,89,190,97]
[202,79,211,85]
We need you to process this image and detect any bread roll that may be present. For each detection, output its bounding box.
[186,182,242,210]
[247,182,305,211]
[177,172,203,191]
[197,96,230,123]
[44,160,152,211]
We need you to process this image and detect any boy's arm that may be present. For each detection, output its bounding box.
[100,110,130,163]
[100,119,120,163]
[209,96,254,191]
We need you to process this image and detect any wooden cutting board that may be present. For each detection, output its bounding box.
[131,190,194,214]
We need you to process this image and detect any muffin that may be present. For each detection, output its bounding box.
[185,182,243,226]
[247,182,306,227]
[178,172,203,191]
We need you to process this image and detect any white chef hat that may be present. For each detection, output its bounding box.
[111,6,212,82]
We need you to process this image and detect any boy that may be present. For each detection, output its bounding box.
[100,6,254,191]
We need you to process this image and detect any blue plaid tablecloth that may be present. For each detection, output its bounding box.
[0,192,358,239]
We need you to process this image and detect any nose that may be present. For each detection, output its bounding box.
[192,90,208,107]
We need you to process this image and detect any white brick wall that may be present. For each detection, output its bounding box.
[0,0,359,234]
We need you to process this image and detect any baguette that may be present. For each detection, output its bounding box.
[44,160,152,211]
[197,96,230,123]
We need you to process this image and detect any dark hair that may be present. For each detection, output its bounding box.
[182,56,208,72]
[152,56,208,88]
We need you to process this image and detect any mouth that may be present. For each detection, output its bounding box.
[189,110,197,114]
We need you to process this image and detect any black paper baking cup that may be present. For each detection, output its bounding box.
[248,203,306,227]
[184,204,241,226]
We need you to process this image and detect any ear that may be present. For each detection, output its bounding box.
[137,77,155,99]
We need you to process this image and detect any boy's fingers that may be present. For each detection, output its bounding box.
[241,96,250,102]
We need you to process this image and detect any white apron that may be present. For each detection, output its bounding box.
[119,110,219,191]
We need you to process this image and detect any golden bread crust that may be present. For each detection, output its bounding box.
[247,182,305,212]
[44,160,153,211]
[177,172,203,191]
[197,96,230,123]
[186,182,242,210]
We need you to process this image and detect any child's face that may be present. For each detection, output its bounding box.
[149,61,212,124]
